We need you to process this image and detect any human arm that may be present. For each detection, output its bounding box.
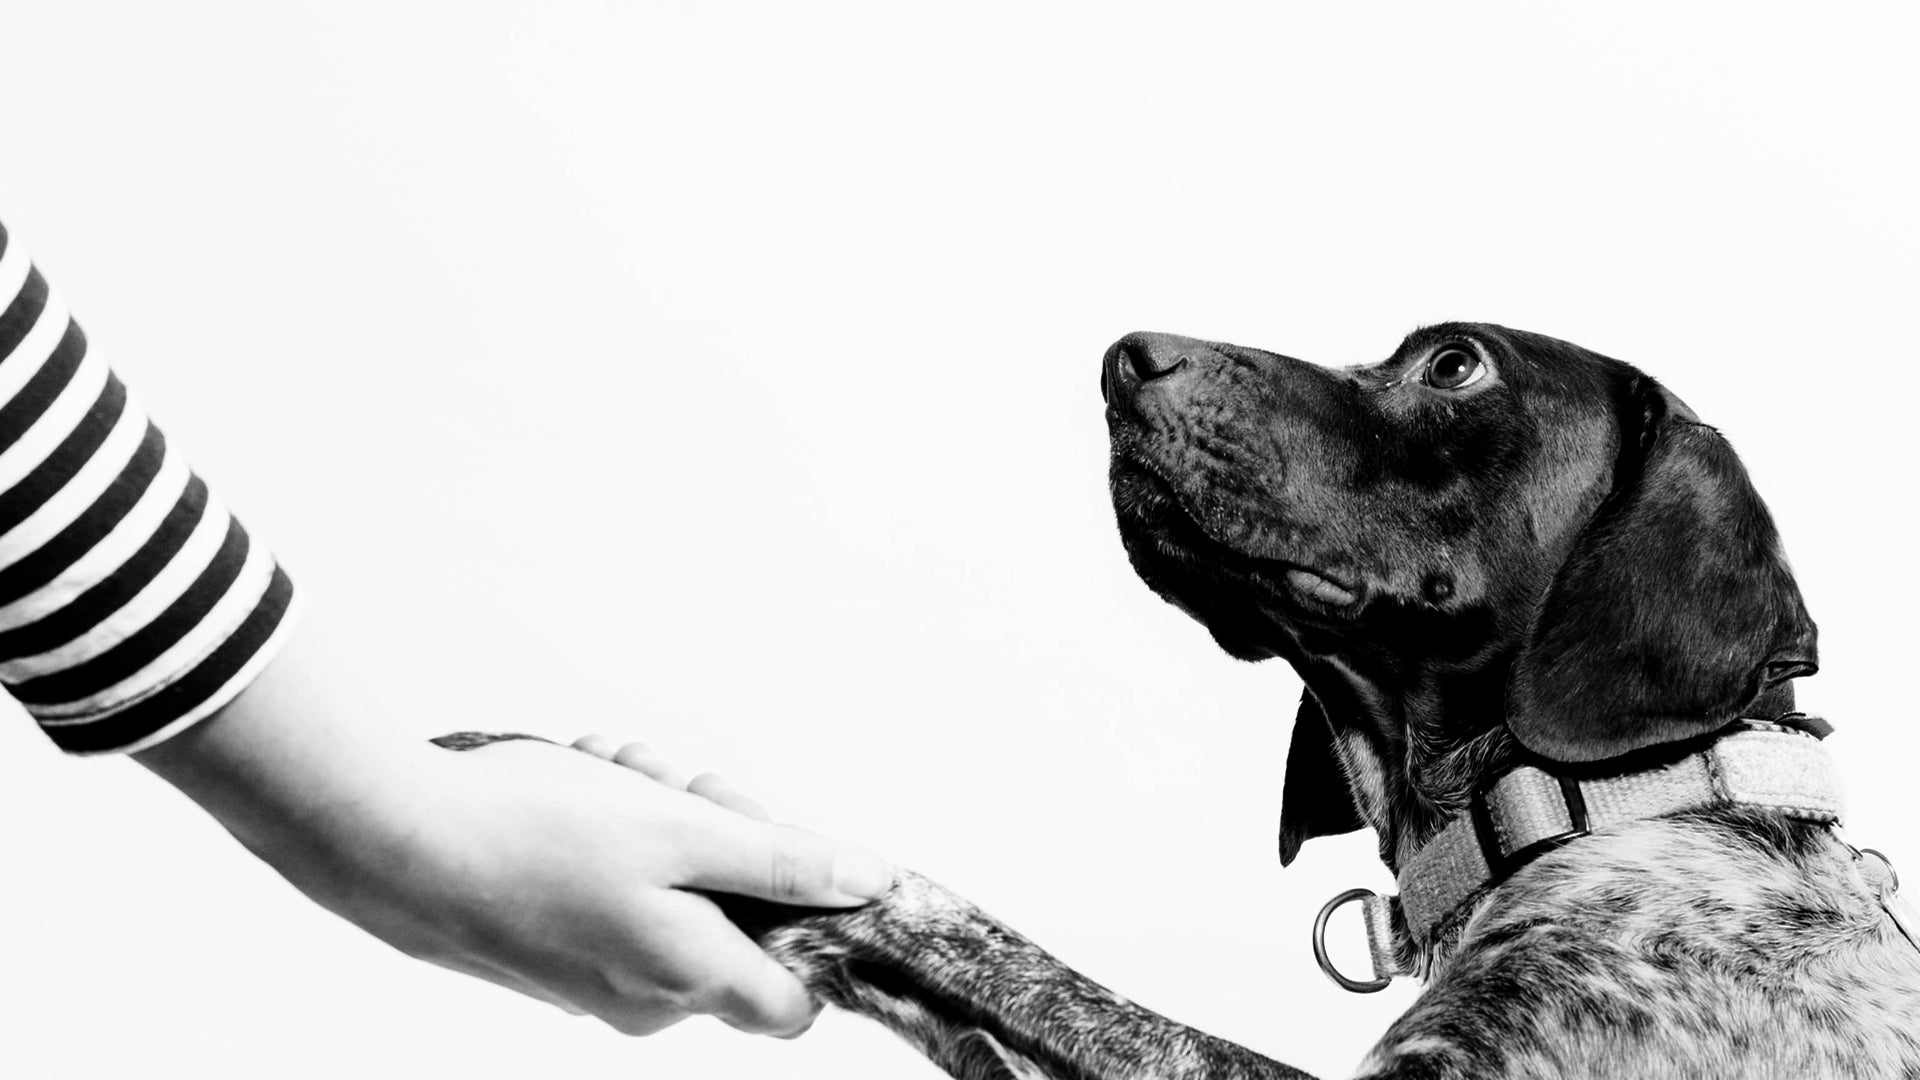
[0,215,890,1036]
[132,615,894,1035]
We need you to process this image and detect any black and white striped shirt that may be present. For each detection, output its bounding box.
[0,221,297,754]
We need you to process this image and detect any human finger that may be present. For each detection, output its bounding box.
[675,809,892,906]
[611,741,694,790]
[655,893,822,1037]
[715,985,824,1039]
[595,1004,693,1037]
[687,772,773,821]
[571,733,619,760]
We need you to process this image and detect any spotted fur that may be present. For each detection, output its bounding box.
[716,872,1310,1080]
[1362,812,1920,1078]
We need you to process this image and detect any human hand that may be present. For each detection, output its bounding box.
[135,621,893,1038]
[362,735,893,1036]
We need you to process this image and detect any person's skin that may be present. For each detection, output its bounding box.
[133,616,892,1036]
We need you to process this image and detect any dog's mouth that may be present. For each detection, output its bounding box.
[1109,451,1362,617]
[1282,567,1357,607]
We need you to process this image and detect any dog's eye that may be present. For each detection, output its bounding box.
[1423,347,1486,390]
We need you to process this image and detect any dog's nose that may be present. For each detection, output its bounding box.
[1103,332,1195,403]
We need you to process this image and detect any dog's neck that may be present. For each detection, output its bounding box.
[1294,634,1823,982]
[1295,651,1805,876]
[1378,718,1846,982]
[1291,653,1513,871]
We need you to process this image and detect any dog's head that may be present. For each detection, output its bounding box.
[1102,324,1816,865]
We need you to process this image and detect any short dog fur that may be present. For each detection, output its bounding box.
[453,324,1920,1078]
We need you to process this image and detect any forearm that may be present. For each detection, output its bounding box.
[132,617,447,918]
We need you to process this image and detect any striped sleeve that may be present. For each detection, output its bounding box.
[0,221,299,754]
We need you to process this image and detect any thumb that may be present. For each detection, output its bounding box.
[678,808,893,907]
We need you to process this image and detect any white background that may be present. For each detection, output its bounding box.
[1,3,1915,1078]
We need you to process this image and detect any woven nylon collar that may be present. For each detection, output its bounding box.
[1311,719,1845,993]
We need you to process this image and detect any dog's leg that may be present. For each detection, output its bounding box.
[434,733,1314,1080]
[717,874,1314,1080]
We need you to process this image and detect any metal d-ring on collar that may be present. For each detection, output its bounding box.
[1856,846,1920,951]
[1311,888,1392,993]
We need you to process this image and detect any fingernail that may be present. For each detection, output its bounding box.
[832,850,895,900]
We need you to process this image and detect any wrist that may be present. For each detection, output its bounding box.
[132,619,442,886]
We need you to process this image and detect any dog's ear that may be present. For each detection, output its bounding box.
[1279,689,1365,865]
[1508,378,1817,762]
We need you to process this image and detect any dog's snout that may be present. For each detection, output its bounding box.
[1117,333,1192,381]
[1103,332,1197,404]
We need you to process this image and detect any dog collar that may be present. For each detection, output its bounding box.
[1312,720,1846,993]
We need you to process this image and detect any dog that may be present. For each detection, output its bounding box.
[451,323,1920,1078]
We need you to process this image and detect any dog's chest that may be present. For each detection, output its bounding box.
[1358,817,1920,1079]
